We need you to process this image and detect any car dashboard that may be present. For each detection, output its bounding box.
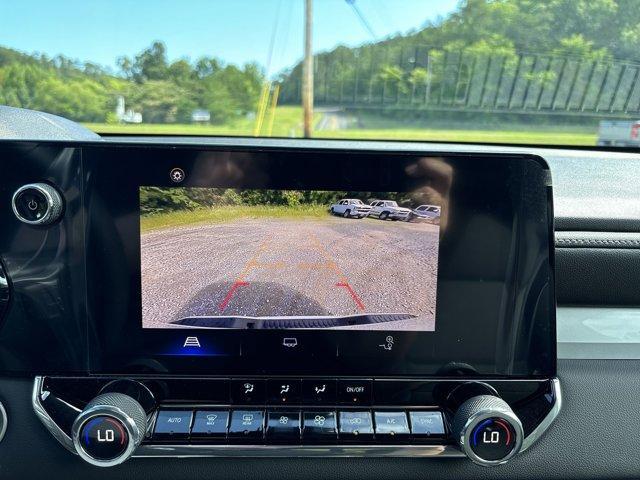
[0,122,638,479]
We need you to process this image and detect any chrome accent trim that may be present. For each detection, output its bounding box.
[134,444,464,458]
[521,377,562,451]
[32,376,77,453]
[0,401,7,443]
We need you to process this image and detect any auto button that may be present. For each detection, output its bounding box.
[153,410,193,441]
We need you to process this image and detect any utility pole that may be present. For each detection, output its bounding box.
[302,0,313,137]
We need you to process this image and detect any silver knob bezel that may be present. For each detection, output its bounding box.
[71,404,142,468]
[458,401,524,467]
[11,183,64,226]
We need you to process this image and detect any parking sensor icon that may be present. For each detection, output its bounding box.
[282,337,298,348]
[183,336,201,348]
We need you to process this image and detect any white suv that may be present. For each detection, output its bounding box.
[368,200,412,221]
[330,199,372,218]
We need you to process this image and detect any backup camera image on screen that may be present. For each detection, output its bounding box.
[140,187,440,331]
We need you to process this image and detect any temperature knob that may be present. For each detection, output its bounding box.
[71,393,147,467]
[451,395,523,466]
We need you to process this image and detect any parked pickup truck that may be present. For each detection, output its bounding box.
[368,200,412,221]
[330,199,372,218]
[597,120,640,146]
[410,204,441,221]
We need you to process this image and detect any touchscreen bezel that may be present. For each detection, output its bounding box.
[84,144,555,378]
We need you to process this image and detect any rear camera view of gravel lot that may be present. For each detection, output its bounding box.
[140,187,440,331]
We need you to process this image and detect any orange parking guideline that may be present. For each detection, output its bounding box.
[309,232,365,311]
[219,238,270,313]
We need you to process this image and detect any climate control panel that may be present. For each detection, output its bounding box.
[150,408,445,443]
[33,376,560,467]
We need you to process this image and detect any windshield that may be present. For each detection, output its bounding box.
[1,0,638,147]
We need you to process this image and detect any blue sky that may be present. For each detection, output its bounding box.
[0,0,458,76]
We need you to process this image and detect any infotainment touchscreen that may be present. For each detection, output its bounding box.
[140,187,440,331]
[0,142,555,377]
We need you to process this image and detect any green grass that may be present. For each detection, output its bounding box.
[141,204,329,233]
[84,105,598,146]
[319,128,596,145]
[84,106,316,137]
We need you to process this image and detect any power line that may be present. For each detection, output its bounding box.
[345,0,377,40]
[265,0,283,76]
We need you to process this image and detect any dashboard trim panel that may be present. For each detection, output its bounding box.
[32,376,561,458]
[520,378,561,451]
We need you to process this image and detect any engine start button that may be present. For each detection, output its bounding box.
[13,188,50,223]
[469,417,516,461]
[78,415,129,461]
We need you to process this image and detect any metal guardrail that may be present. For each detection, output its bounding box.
[281,46,640,118]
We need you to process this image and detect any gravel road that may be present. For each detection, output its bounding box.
[141,216,439,330]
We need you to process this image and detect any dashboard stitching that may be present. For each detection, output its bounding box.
[555,238,640,248]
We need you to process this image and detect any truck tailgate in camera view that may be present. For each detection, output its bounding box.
[140,187,440,331]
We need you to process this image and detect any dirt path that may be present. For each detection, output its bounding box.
[141,216,439,330]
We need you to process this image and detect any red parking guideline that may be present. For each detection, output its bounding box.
[219,280,249,313]
[336,282,365,311]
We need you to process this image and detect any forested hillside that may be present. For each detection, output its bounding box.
[278,0,640,108]
[2,0,640,124]
[0,42,263,123]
